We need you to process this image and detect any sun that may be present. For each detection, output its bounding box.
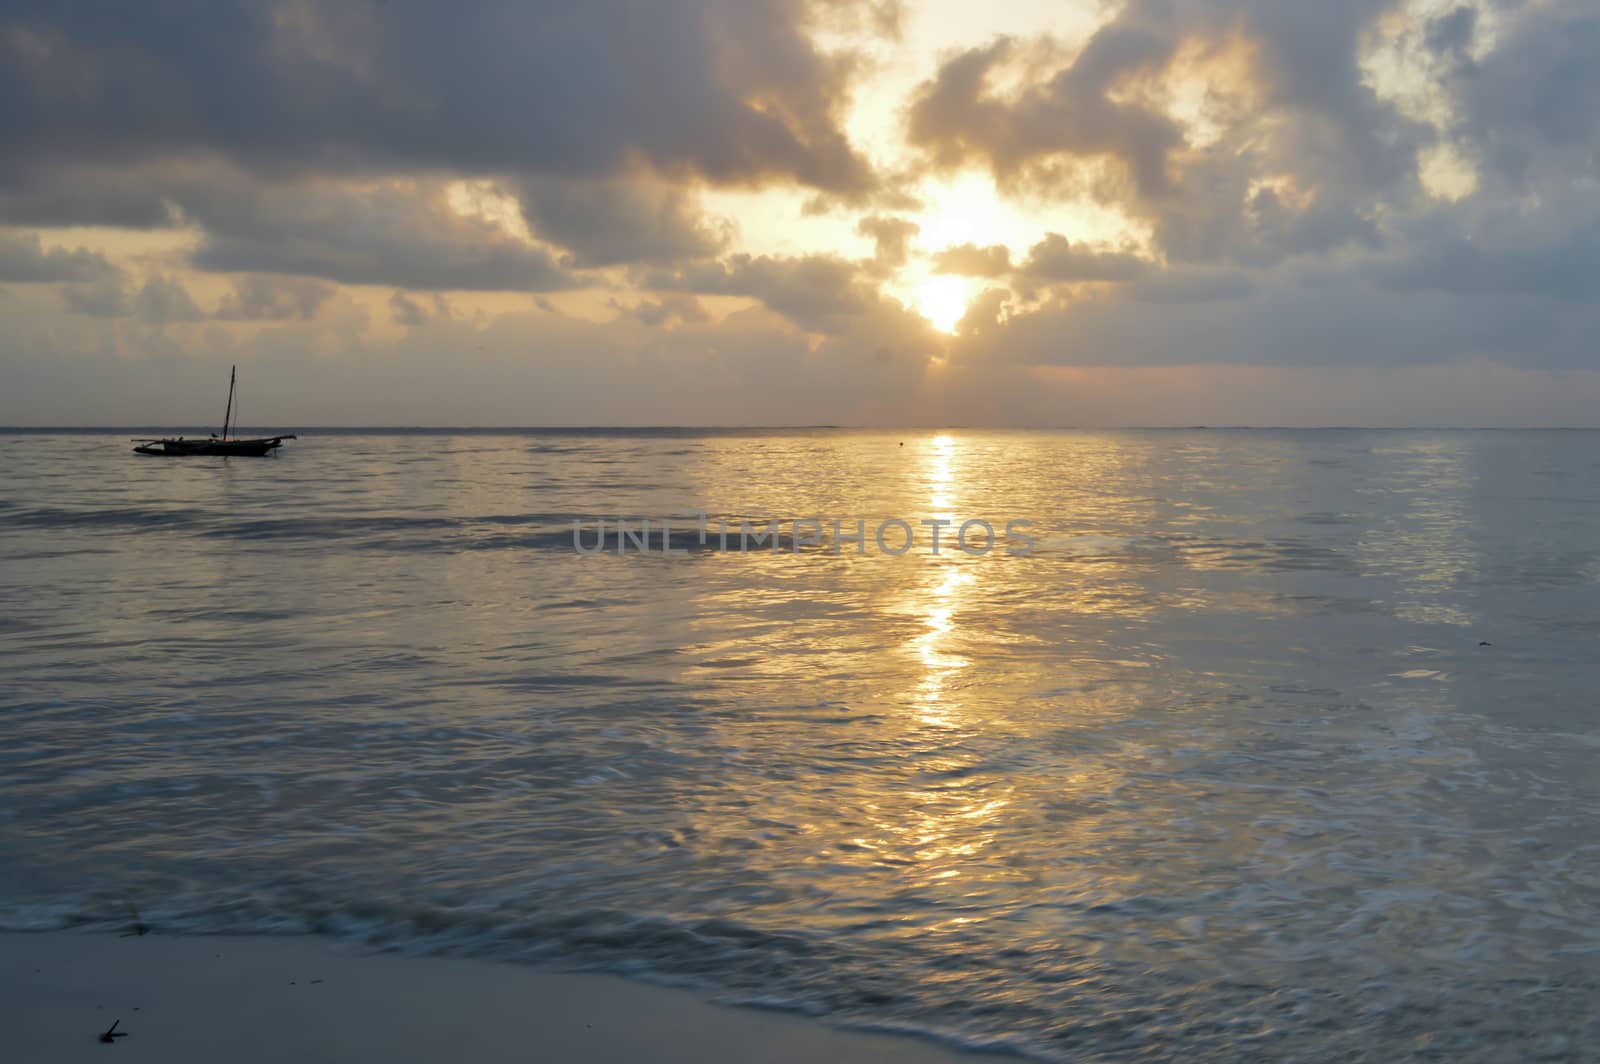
[914,274,972,334]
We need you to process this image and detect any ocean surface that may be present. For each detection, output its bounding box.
[3,428,1598,1061]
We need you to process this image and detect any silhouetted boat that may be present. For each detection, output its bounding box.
[132,365,296,456]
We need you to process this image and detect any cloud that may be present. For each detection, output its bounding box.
[0,164,586,294]
[1425,5,1478,58]
[906,33,1184,201]
[905,1,1428,268]
[134,275,204,324]
[1373,213,1600,303]
[0,162,182,229]
[930,243,1012,276]
[387,290,453,328]
[4,0,1600,424]
[0,282,940,427]
[1018,233,1148,283]
[517,176,728,268]
[7,259,1600,427]
[856,215,920,270]
[388,291,429,328]
[0,1,878,201]
[645,252,887,334]
[611,293,710,327]
[970,269,1596,371]
[1127,268,1255,304]
[810,0,904,39]
[183,177,578,292]
[1448,0,1600,190]
[60,274,128,317]
[0,230,117,283]
[215,274,337,321]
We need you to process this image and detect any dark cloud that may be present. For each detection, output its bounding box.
[0,163,585,294]
[930,243,1012,277]
[1128,268,1255,304]
[0,163,181,229]
[183,178,577,292]
[905,1,1426,268]
[1019,233,1148,283]
[386,289,456,328]
[0,231,117,283]
[1373,214,1600,303]
[906,33,1184,200]
[134,275,205,324]
[611,294,711,327]
[0,0,877,203]
[215,275,336,321]
[388,291,429,328]
[644,252,882,333]
[517,177,728,267]
[978,268,1594,371]
[856,215,920,270]
[1450,0,1600,190]
[1425,6,1478,58]
[1245,188,1380,260]
[61,274,128,318]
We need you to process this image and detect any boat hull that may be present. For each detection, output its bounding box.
[132,436,294,457]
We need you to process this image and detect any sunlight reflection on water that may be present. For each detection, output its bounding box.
[3,428,1600,1060]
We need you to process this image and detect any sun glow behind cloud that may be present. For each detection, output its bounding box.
[445,180,534,243]
[700,2,1139,336]
[914,274,972,333]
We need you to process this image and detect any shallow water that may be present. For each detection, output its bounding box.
[3,428,1598,1060]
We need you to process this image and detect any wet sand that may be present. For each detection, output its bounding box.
[4,932,989,1063]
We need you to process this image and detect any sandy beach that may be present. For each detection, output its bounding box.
[4,932,988,1063]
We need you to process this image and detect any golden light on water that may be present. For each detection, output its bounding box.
[912,565,975,726]
[928,432,957,510]
[909,433,972,726]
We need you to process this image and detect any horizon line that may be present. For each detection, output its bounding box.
[5,424,1600,433]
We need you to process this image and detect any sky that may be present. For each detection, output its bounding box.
[1,0,1598,426]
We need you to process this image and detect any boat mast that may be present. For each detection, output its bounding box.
[221,365,236,440]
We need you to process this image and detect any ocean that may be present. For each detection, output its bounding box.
[3,428,1597,1061]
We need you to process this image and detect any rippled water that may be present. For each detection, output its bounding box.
[4,428,1599,1060]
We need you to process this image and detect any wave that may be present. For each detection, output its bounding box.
[5,874,1596,1064]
